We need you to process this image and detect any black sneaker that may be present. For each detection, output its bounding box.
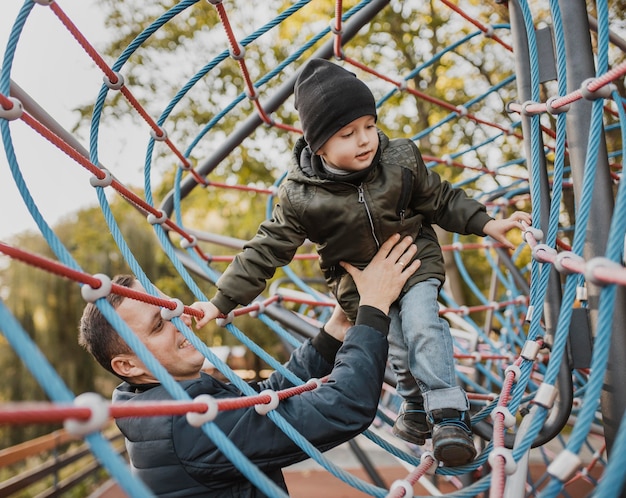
[392,400,431,445]
[429,409,477,466]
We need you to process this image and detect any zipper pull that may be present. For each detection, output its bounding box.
[399,209,405,225]
[358,185,365,203]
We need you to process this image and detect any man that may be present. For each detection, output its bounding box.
[79,234,419,497]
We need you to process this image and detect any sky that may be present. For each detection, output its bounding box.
[1,1,146,241]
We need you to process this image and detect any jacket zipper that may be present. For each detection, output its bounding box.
[396,168,413,226]
[357,183,380,248]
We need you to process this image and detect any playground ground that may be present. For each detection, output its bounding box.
[92,433,604,497]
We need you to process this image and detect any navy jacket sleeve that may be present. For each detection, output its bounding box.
[176,306,390,483]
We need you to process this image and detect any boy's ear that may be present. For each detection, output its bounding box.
[111,354,148,379]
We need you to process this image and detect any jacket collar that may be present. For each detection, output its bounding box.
[295,135,383,184]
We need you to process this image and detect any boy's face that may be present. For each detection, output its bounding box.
[317,115,378,171]
[115,281,205,382]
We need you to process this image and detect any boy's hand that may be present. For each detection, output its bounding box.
[340,234,420,315]
[483,211,532,250]
[188,301,222,329]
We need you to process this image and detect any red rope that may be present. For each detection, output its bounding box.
[0,241,202,316]
[0,377,328,425]
[438,0,513,52]
[508,59,626,115]
[46,2,211,186]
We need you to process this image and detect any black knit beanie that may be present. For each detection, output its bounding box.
[294,59,377,153]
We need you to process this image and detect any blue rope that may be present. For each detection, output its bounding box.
[0,299,155,497]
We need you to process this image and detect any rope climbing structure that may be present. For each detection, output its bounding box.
[1,0,626,496]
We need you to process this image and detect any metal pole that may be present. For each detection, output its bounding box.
[557,0,626,461]
[507,0,562,345]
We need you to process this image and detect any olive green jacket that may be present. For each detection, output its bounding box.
[211,131,493,320]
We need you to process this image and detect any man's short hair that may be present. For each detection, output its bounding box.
[78,274,135,378]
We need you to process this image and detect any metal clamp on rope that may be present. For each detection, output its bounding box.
[504,364,521,382]
[553,251,584,274]
[523,226,544,243]
[584,257,622,286]
[147,209,167,225]
[306,378,323,389]
[521,100,539,116]
[329,19,343,35]
[547,449,582,483]
[180,235,197,249]
[532,243,556,263]
[81,274,113,302]
[533,382,557,409]
[505,101,517,114]
[246,87,259,101]
[89,168,113,188]
[216,312,234,327]
[103,72,125,91]
[580,77,615,100]
[524,304,534,323]
[492,406,516,428]
[545,95,569,115]
[255,389,279,415]
[388,479,413,497]
[64,392,110,437]
[150,127,168,142]
[187,394,219,427]
[229,43,246,61]
[161,298,184,320]
[250,302,265,318]
[0,97,23,121]
[489,447,517,475]
[521,339,541,361]
[420,450,438,475]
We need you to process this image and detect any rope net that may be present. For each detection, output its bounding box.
[1,0,625,496]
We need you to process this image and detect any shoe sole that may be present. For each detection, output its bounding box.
[433,437,477,467]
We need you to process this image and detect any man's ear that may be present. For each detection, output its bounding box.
[111,354,147,379]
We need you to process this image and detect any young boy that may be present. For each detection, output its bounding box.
[203,58,531,466]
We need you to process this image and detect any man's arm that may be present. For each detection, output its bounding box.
[178,234,421,483]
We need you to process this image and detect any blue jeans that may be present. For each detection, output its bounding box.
[388,278,469,414]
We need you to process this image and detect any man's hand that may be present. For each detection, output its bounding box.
[188,301,222,329]
[322,305,352,342]
[483,211,532,250]
[340,234,420,315]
